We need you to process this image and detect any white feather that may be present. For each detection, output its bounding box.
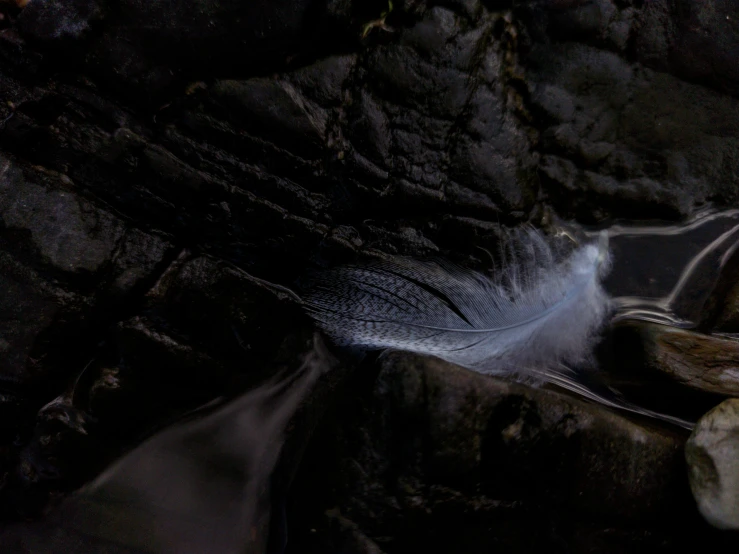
[303,228,612,380]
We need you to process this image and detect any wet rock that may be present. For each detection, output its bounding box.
[634,0,739,95]
[107,228,172,297]
[17,0,102,42]
[287,353,716,553]
[350,7,538,219]
[715,281,739,333]
[617,321,739,397]
[3,330,347,553]
[686,399,739,530]
[211,78,329,157]
[323,510,386,554]
[0,155,125,274]
[2,0,739,550]
[2,248,315,515]
[0,253,59,381]
[0,153,173,392]
[138,252,307,363]
[286,54,356,108]
[697,242,739,333]
[526,41,739,221]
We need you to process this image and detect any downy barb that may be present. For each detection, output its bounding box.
[302,228,612,381]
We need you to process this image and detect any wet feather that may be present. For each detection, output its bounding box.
[303,229,612,381]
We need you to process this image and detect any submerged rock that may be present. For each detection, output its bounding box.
[686,399,739,530]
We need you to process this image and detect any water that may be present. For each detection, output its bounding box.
[590,208,739,328]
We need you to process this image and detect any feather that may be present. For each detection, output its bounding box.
[302,228,611,381]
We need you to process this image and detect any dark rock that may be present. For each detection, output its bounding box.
[17,0,102,42]
[287,54,356,108]
[634,0,739,95]
[107,228,172,297]
[526,41,739,220]
[714,280,739,332]
[0,251,314,518]
[211,78,329,157]
[2,0,739,550]
[0,154,125,274]
[0,252,59,382]
[694,240,739,333]
[3,331,346,553]
[286,353,730,554]
[323,510,387,554]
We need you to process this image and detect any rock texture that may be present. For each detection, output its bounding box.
[3,330,346,554]
[686,399,739,530]
[1,0,739,551]
[287,353,732,553]
[616,321,739,396]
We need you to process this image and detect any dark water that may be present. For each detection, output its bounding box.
[593,208,739,327]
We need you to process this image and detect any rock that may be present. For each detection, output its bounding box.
[634,0,739,95]
[616,321,739,397]
[3,331,347,553]
[0,154,174,389]
[107,228,172,297]
[0,155,125,274]
[2,0,739,549]
[694,241,739,333]
[287,353,716,553]
[0,245,313,517]
[323,510,386,554]
[211,78,329,157]
[351,7,538,219]
[17,0,102,42]
[526,41,739,221]
[0,252,59,381]
[715,280,739,332]
[686,399,739,530]
[287,54,356,108]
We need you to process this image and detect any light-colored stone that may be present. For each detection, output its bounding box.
[686,399,739,529]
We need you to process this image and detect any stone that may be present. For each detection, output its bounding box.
[3,0,739,550]
[686,399,739,530]
[525,40,739,221]
[3,331,346,553]
[617,321,739,397]
[287,353,710,553]
[17,0,102,42]
[634,0,739,95]
[0,155,126,275]
[212,78,329,157]
[0,252,59,381]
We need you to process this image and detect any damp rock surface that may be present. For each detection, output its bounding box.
[286,353,732,553]
[1,0,739,551]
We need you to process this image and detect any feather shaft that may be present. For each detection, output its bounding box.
[302,229,612,380]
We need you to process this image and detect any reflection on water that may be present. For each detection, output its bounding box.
[588,208,739,328]
[536,208,739,431]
